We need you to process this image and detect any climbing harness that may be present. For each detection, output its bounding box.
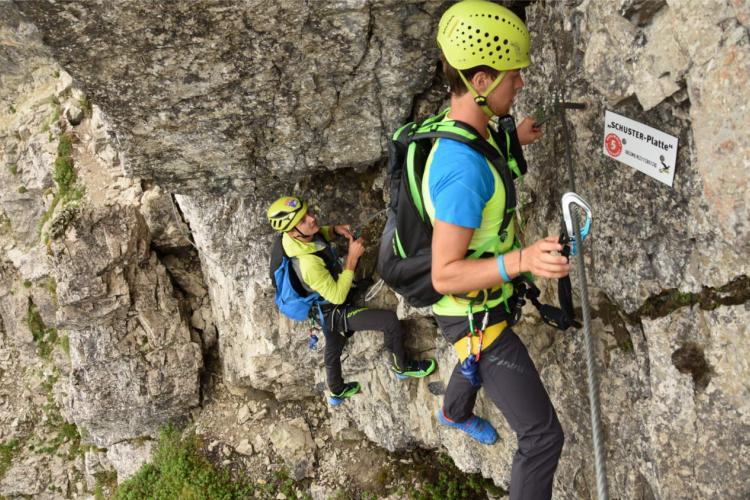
[555,92,609,500]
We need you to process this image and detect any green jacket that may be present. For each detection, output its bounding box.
[282,226,353,305]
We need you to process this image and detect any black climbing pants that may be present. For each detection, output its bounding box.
[436,311,565,500]
[322,307,408,394]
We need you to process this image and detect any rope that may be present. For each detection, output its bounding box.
[556,95,610,499]
[364,278,384,302]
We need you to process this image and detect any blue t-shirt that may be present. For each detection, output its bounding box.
[427,138,494,228]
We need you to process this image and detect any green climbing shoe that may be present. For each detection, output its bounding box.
[328,381,361,406]
[393,359,436,380]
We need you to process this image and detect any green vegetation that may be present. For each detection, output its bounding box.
[26,300,58,360]
[114,426,257,500]
[9,104,16,114]
[38,276,58,302]
[0,438,20,480]
[23,279,32,288]
[39,133,85,241]
[33,370,83,460]
[408,453,506,500]
[7,164,18,175]
[94,470,118,499]
[54,134,76,194]
[113,426,317,499]
[17,185,27,194]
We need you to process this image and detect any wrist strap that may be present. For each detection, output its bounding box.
[497,255,510,282]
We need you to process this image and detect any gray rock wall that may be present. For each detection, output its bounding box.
[2,0,749,498]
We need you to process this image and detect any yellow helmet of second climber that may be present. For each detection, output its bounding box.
[267,196,308,233]
[437,1,530,116]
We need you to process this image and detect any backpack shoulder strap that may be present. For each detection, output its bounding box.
[410,120,517,239]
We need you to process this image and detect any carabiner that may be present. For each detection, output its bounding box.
[562,192,593,256]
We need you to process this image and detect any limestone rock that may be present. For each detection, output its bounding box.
[270,417,316,480]
[106,439,156,484]
[236,439,254,456]
[140,186,193,250]
[15,0,446,194]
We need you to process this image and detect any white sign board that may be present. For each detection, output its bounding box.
[603,110,678,187]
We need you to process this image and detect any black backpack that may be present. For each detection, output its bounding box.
[375,111,579,330]
[376,110,525,308]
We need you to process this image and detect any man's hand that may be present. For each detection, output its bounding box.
[517,116,544,145]
[520,236,570,278]
[334,224,353,240]
[344,237,366,271]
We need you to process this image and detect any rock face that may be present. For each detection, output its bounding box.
[2,0,749,499]
[13,0,445,194]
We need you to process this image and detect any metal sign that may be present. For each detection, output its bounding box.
[603,110,678,187]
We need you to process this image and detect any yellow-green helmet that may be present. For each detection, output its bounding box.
[437,0,530,72]
[267,196,307,232]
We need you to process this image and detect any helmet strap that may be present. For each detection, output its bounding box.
[458,70,507,118]
[293,226,312,239]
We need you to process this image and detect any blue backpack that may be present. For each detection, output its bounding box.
[269,235,330,325]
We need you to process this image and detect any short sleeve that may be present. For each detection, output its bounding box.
[428,139,495,229]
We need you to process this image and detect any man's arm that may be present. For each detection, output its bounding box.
[431,220,571,295]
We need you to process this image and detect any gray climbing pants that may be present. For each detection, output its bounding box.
[436,310,565,500]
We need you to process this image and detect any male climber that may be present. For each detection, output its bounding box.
[267,195,436,405]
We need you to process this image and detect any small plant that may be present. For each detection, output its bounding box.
[23,279,32,288]
[9,104,16,114]
[54,134,76,196]
[7,164,18,175]
[94,470,118,499]
[0,438,20,480]
[26,301,58,360]
[17,185,27,194]
[39,133,84,242]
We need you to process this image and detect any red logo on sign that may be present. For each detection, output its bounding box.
[605,133,622,157]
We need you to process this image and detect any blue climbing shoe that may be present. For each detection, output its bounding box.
[393,359,437,380]
[437,407,498,445]
[328,382,361,406]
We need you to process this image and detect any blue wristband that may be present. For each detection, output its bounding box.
[497,255,510,282]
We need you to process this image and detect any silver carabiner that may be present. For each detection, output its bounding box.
[562,192,593,256]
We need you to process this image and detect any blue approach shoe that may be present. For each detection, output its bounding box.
[328,382,361,407]
[437,407,498,445]
[393,359,437,380]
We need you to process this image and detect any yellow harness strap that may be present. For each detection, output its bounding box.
[452,321,508,363]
